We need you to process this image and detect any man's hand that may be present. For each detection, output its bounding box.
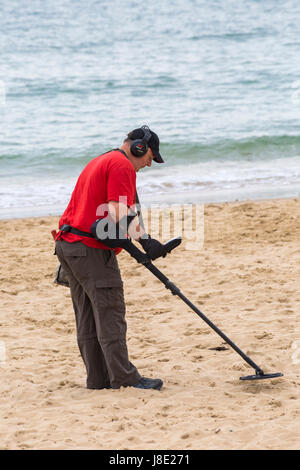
[138,234,166,260]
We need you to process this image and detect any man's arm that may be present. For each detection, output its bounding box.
[108,200,145,240]
[104,200,166,260]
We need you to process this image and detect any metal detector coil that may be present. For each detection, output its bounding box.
[240,372,283,381]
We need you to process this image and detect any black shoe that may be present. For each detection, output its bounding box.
[132,377,163,390]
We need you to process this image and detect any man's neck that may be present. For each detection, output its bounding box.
[119,144,138,171]
[119,144,130,159]
[117,148,128,158]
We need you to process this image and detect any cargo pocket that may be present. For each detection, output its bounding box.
[94,278,124,310]
[56,241,88,285]
[95,279,123,288]
[94,278,126,340]
[62,242,87,257]
[54,241,79,288]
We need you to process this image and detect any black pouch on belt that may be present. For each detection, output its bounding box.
[54,263,70,288]
[51,230,70,288]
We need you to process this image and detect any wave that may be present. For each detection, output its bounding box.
[1,135,300,177]
[1,137,300,211]
[161,135,300,165]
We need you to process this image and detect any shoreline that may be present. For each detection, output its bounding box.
[0,196,299,450]
[1,183,300,220]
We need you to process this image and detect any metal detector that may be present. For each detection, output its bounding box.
[123,236,283,382]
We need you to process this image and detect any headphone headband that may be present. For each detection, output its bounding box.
[140,125,151,144]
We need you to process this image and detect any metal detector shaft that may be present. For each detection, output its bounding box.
[121,238,282,379]
[144,260,264,375]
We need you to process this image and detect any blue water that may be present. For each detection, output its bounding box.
[1,0,300,217]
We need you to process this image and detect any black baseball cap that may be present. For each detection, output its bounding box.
[127,127,164,163]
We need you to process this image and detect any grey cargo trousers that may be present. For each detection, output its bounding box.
[55,240,141,389]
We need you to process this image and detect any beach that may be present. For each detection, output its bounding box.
[0,197,299,450]
[1,0,300,452]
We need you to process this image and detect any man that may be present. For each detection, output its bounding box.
[55,126,166,390]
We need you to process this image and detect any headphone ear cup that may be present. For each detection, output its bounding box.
[130,139,148,157]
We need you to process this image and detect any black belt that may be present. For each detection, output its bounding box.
[59,224,94,238]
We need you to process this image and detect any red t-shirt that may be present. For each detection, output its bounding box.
[57,149,136,253]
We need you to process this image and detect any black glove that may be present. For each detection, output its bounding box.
[138,234,166,260]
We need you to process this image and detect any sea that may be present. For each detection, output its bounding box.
[1,0,300,218]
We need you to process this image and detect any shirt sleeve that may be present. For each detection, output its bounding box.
[106,160,136,208]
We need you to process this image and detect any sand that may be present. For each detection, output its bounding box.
[0,197,299,450]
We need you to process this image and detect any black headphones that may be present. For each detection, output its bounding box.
[130,125,152,158]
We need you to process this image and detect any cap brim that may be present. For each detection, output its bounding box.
[153,151,164,164]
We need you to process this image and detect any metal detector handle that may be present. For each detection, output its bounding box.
[122,236,182,264]
[121,239,149,264]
